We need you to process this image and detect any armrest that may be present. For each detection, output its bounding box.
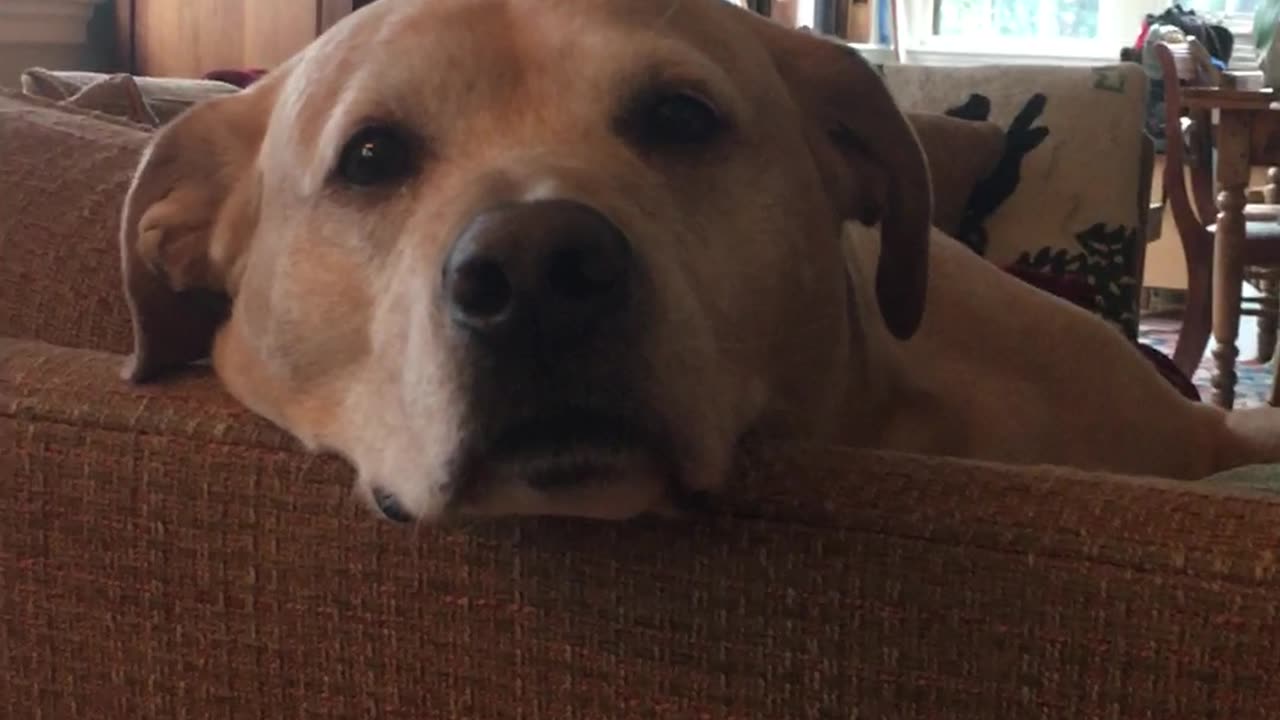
[1,336,297,452]
[5,338,1280,717]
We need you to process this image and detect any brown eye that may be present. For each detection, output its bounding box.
[621,90,726,147]
[336,125,417,187]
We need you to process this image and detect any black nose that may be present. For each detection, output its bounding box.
[442,199,633,344]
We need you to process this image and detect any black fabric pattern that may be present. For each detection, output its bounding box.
[1012,223,1143,339]
[947,93,1049,256]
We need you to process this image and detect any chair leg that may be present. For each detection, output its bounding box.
[1174,266,1213,379]
[1257,278,1280,363]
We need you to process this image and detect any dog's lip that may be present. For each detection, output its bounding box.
[489,409,660,461]
[448,407,683,498]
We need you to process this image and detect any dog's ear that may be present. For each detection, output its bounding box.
[748,19,932,340]
[120,88,269,383]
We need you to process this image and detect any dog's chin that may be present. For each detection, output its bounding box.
[456,453,673,519]
[446,410,693,519]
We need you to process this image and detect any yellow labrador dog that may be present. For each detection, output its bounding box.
[119,0,1280,522]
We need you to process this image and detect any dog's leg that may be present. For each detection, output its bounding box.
[862,229,1280,480]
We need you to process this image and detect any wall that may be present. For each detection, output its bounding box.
[129,1,321,78]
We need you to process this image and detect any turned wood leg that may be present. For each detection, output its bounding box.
[1212,185,1247,408]
[1210,111,1253,409]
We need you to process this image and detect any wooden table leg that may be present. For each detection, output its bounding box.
[1211,112,1251,409]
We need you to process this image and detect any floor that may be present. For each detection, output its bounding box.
[1138,309,1273,408]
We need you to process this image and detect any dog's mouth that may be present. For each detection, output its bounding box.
[447,407,690,514]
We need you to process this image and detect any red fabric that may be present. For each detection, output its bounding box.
[202,68,269,89]
[1134,18,1151,51]
[1004,266,1095,311]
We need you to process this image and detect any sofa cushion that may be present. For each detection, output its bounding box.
[0,90,151,354]
[905,112,1005,237]
[21,68,240,124]
[57,73,161,127]
[884,63,1149,338]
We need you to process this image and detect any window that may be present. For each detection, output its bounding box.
[926,0,1256,46]
[745,1,894,45]
[748,0,1147,61]
[934,0,1103,41]
[1186,0,1259,17]
[748,0,1258,65]
[914,0,1158,57]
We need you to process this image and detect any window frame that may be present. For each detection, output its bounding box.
[891,0,1167,65]
[795,0,1262,68]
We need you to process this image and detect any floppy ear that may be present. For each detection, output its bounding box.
[747,18,933,340]
[119,88,269,383]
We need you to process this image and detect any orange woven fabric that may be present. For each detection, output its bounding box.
[0,90,149,355]
[5,340,1280,719]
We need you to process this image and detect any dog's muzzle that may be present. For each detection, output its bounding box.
[364,197,671,519]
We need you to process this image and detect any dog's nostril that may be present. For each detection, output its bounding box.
[450,259,513,322]
[372,487,415,524]
[443,200,634,340]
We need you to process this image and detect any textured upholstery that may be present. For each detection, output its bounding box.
[0,90,150,355]
[6,342,1280,718]
[21,68,240,124]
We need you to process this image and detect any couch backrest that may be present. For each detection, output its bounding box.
[7,348,1280,720]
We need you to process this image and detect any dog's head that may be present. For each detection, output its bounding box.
[120,0,931,521]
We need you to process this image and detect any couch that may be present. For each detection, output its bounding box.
[5,60,1280,718]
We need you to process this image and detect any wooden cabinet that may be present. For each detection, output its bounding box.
[117,0,378,77]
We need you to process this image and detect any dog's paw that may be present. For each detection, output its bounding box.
[1222,405,1280,467]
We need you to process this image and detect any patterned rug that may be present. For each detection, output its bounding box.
[1138,316,1273,408]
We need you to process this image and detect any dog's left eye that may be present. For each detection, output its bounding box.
[335,125,417,187]
[620,90,726,147]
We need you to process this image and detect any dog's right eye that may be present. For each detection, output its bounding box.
[617,88,728,150]
[335,125,417,187]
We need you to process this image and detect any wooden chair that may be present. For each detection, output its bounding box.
[1153,40,1280,379]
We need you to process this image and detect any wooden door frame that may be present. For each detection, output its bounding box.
[114,0,135,73]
